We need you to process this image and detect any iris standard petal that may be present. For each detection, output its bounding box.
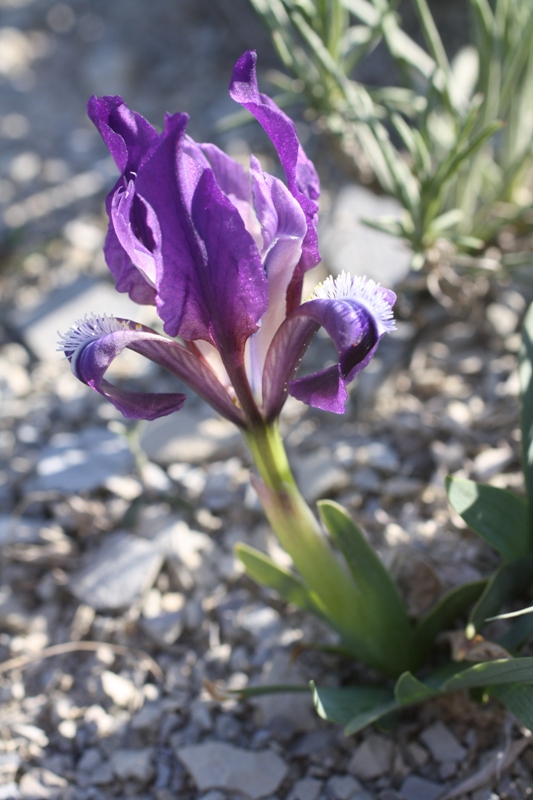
[103,217,157,306]
[229,50,320,277]
[58,316,246,425]
[130,112,211,341]
[262,273,396,417]
[88,95,159,176]
[108,184,159,293]
[247,156,307,391]
[190,167,268,359]
[90,96,161,304]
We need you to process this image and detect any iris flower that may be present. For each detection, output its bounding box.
[59,51,395,432]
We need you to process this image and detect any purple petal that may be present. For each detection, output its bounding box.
[88,95,159,175]
[190,167,268,359]
[58,315,245,425]
[247,156,307,389]
[107,184,159,294]
[262,274,396,417]
[128,112,210,340]
[229,51,320,280]
[89,96,162,304]
[103,219,157,306]
[184,139,252,205]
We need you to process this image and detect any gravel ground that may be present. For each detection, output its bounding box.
[1,1,533,799]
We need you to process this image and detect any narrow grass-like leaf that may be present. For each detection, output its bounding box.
[318,500,413,675]
[340,0,379,27]
[520,303,533,512]
[430,208,464,234]
[446,477,531,562]
[361,216,405,237]
[430,121,503,200]
[411,0,452,108]
[235,543,326,617]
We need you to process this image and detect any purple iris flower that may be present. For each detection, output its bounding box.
[59,51,396,429]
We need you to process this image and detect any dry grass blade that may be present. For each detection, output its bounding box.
[0,641,164,682]
[438,734,533,800]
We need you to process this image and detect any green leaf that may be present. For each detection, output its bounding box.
[361,216,405,237]
[490,682,533,729]
[235,543,325,617]
[446,477,531,562]
[430,207,464,234]
[469,557,533,634]
[413,580,487,659]
[394,672,436,704]
[520,303,533,511]
[226,683,311,699]
[429,120,503,201]
[317,500,413,674]
[312,682,397,734]
[443,657,533,692]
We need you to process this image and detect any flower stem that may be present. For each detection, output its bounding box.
[243,423,364,646]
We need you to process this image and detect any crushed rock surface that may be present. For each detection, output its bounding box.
[1,0,533,799]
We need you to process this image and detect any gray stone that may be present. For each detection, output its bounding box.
[0,516,56,547]
[69,531,164,610]
[486,302,518,337]
[140,405,242,466]
[354,442,400,475]
[352,466,381,493]
[76,748,102,773]
[419,721,466,763]
[0,585,33,633]
[252,651,316,733]
[11,723,49,748]
[294,448,349,502]
[156,519,213,570]
[100,670,138,708]
[320,184,411,286]
[141,607,185,646]
[0,752,21,779]
[348,735,394,781]
[202,459,241,512]
[473,445,514,481]
[12,276,147,362]
[238,604,283,643]
[200,792,226,800]
[90,761,114,786]
[110,747,155,783]
[0,357,31,398]
[0,784,20,800]
[131,701,164,731]
[327,775,363,800]
[399,776,444,800]
[293,730,335,756]
[289,778,323,800]
[27,427,135,493]
[382,476,424,499]
[177,741,289,799]
[19,768,67,799]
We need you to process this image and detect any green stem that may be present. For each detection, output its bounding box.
[243,422,363,644]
